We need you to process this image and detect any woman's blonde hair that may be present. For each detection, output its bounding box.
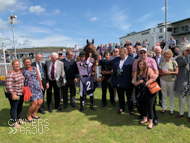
[11,59,20,67]
[163,49,173,58]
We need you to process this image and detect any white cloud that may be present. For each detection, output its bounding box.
[29,5,45,14]
[30,34,76,47]
[161,6,169,13]
[139,12,152,22]
[116,16,127,22]
[21,26,52,34]
[0,0,16,12]
[90,17,98,21]
[39,20,56,26]
[119,24,130,31]
[0,19,9,29]
[100,6,131,31]
[12,1,29,12]
[52,9,60,14]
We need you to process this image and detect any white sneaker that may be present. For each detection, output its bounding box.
[17,119,26,125]
[13,122,21,129]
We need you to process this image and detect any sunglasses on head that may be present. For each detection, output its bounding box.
[140,52,146,54]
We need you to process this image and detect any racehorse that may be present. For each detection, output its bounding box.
[83,39,104,82]
[83,39,97,60]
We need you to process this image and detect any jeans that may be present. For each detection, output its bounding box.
[8,95,24,123]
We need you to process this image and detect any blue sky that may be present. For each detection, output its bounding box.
[0,0,190,49]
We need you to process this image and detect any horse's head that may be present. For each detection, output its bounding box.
[84,39,97,60]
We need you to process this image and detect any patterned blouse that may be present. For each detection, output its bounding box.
[5,71,25,96]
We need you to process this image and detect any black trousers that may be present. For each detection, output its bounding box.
[156,76,162,103]
[117,86,133,112]
[63,79,76,105]
[135,86,157,119]
[47,80,60,109]
[101,79,115,105]
[135,86,143,115]
[142,88,156,119]
[39,78,46,112]
[8,95,24,123]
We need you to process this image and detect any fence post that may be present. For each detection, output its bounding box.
[3,48,7,75]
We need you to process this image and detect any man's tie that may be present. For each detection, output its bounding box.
[38,62,45,79]
[51,63,55,80]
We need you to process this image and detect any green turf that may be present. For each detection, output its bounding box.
[0,86,190,143]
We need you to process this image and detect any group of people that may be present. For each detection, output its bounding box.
[5,40,190,130]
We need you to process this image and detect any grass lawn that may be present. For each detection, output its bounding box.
[0,86,190,143]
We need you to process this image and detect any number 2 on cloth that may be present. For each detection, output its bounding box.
[86,81,91,90]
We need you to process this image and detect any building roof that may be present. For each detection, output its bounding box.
[171,17,190,25]
[119,28,150,39]
[119,17,190,39]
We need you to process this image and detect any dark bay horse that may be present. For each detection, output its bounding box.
[83,39,97,60]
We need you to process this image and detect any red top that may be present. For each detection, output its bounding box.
[5,71,25,96]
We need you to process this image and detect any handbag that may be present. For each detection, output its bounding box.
[147,68,161,94]
[3,87,11,98]
[23,68,32,102]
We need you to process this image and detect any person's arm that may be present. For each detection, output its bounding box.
[169,67,178,75]
[5,73,17,100]
[146,68,158,86]
[170,62,178,75]
[132,71,135,78]
[61,62,66,85]
[43,64,48,84]
[97,54,113,66]
[34,67,43,90]
[150,59,159,78]
[134,72,143,86]
[104,69,113,74]
[159,69,165,76]
[132,59,137,76]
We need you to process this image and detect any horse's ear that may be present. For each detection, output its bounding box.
[87,39,90,45]
[92,39,94,44]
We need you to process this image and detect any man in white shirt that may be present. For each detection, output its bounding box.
[45,52,66,112]
[168,36,176,53]
[98,47,134,115]
[74,44,79,51]
[153,46,165,107]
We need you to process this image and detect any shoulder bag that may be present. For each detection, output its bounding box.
[147,68,161,94]
[23,68,32,102]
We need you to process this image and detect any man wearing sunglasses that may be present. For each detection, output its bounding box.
[110,48,120,60]
[132,47,159,126]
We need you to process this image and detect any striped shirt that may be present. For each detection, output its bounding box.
[5,71,25,96]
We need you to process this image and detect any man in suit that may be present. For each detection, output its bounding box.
[134,45,141,59]
[153,46,165,107]
[98,47,134,115]
[127,45,137,105]
[31,54,47,114]
[61,50,79,109]
[45,52,66,112]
